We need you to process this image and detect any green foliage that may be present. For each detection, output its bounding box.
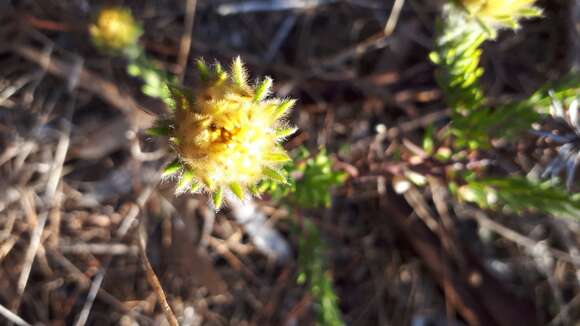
[431,3,580,219]
[521,73,580,115]
[422,125,435,155]
[433,45,579,148]
[430,9,486,113]
[91,7,176,107]
[435,73,579,151]
[261,147,346,324]
[127,54,175,106]
[429,3,578,149]
[459,177,580,218]
[257,162,293,199]
[294,148,347,208]
[260,147,347,208]
[451,98,540,147]
[430,5,488,148]
[475,73,580,141]
[297,220,345,326]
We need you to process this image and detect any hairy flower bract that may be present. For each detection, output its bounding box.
[152,57,297,209]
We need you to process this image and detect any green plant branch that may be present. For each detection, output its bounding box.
[459,177,580,218]
[297,220,345,326]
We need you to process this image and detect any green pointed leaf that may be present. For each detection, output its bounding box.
[428,52,440,64]
[196,58,210,81]
[520,7,542,18]
[263,167,287,184]
[213,63,227,82]
[142,84,160,97]
[190,181,202,193]
[162,159,181,178]
[229,182,244,200]
[265,151,291,163]
[167,84,194,111]
[202,177,214,190]
[248,184,261,197]
[212,188,224,209]
[177,169,194,192]
[274,126,298,139]
[231,56,248,88]
[272,99,296,120]
[253,77,272,102]
[127,63,142,77]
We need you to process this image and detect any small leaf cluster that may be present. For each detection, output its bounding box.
[293,148,347,208]
[261,147,347,208]
[127,57,175,105]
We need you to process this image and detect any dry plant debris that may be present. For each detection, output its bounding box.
[1,1,579,325]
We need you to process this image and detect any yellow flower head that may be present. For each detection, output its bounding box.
[152,57,297,209]
[90,7,142,53]
[458,0,541,32]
